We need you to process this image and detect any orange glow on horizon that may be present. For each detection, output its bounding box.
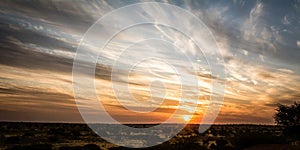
[183,115,192,122]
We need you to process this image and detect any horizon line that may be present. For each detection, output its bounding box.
[0,120,277,126]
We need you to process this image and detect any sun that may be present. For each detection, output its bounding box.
[183,115,192,122]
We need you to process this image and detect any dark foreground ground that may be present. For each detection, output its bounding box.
[0,122,299,150]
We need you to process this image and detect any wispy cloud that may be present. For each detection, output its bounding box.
[0,0,299,124]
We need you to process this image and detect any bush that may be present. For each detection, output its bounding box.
[6,144,52,150]
[59,144,100,150]
[5,136,20,144]
[274,102,300,142]
[82,144,100,150]
[49,135,59,142]
[233,133,285,149]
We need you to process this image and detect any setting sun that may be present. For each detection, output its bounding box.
[183,115,192,122]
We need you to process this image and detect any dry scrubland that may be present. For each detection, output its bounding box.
[0,122,299,150]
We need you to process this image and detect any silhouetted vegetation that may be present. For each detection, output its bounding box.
[274,102,300,142]
[59,144,100,150]
[6,144,52,150]
[274,102,300,127]
[1,122,299,150]
[233,132,285,149]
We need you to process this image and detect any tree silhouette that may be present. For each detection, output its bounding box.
[274,102,300,141]
[274,102,300,126]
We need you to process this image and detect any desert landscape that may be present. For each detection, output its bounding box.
[1,1,300,150]
[1,122,299,150]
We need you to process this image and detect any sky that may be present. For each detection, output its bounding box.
[0,0,299,124]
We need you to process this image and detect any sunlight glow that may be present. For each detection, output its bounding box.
[183,115,192,122]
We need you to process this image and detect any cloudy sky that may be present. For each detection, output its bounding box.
[0,0,299,124]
